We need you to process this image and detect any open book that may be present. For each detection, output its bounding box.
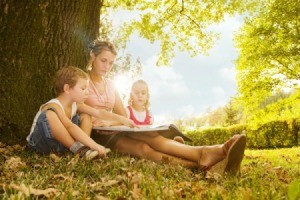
[93,124,192,142]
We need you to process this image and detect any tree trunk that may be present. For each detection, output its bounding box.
[0,0,100,142]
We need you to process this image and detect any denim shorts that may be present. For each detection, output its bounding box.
[28,110,80,154]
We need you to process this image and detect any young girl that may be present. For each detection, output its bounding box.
[126,79,185,143]
[85,40,246,175]
[27,66,135,159]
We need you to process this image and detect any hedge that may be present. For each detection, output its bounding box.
[185,119,299,149]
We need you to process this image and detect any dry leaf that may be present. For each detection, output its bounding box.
[0,142,6,147]
[131,183,140,199]
[72,190,80,197]
[53,174,73,181]
[0,147,9,154]
[4,156,26,172]
[95,195,110,200]
[67,155,79,166]
[130,173,143,185]
[8,183,58,198]
[205,171,223,181]
[272,166,282,170]
[6,146,14,152]
[50,153,61,163]
[12,144,24,151]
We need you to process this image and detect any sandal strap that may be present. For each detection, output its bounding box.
[223,135,240,155]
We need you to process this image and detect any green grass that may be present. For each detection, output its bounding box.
[0,143,299,199]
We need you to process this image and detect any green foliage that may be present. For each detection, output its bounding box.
[186,119,299,149]
[288,180,300,200]
[234,0,300,126]
[186,124,246,146]
[104,0,260,65]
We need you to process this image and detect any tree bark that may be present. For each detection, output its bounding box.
[0,0,100,141]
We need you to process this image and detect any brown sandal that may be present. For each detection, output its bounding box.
[207,134,246,176]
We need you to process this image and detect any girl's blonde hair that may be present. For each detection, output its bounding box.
[86,40,117,71]
[54,66,88,95]
[128,79,150,110]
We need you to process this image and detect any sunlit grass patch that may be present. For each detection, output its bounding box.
[0,142,299,199]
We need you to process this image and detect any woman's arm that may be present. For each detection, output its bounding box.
[113,90,127,117]
[77,103,136,127]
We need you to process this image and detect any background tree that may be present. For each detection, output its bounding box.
[0,0,101,141]
[1,0,259,141]
[103,0,259,65]
[234,0,300,127]
[224,98,240,126]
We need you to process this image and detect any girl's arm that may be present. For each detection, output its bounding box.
[77,103,136,127]
[113,90,127,117]
[41,103,106,154]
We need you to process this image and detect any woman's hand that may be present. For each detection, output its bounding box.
[94,120,114,127]
[121,118,137,128]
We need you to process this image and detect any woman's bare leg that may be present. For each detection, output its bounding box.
[129,132,226,168]
[113,136,198,168]
[46,110,75,148]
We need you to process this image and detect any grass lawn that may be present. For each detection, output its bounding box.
[0,142,299,199]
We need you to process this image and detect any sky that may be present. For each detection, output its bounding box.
[112,13,244,123]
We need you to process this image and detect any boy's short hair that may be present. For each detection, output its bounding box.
[54,66,88,95]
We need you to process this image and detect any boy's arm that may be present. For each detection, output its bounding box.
[42,104,106,154]
[77,103,136,127]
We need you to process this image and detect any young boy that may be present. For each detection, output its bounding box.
[27,66,135,159]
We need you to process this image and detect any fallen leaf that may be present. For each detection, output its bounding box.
[131,183,140,199]
[7,183,58,198]
[0,147,9,154]
[50,153,61,163]
[6,146,14,152]
[95,195,110,200]
[272,166,282,170]
[72,190,80,197]
[0,142,6,147]
[53,174,73,181]
[4,156,26,172]
[205,171,223,181]
[130,173,143,185]
[12,144,24,151]
[67,155,79,166]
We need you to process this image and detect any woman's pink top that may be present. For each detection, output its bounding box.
[85,78,116,126]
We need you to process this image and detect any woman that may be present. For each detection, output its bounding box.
[84,40,246,174]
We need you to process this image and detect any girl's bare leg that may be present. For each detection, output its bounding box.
[46,110,75,148]
[79,113,93,136]
[129,132,226,168]
[114,136,198,168]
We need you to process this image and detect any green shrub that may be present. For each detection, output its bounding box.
[185,119,299,149]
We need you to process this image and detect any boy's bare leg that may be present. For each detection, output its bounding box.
[46,110,75,148]
[114,136,198,168]
[79,113,93,136]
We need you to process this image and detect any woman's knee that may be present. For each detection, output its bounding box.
[80,113,92,125]
[137,143,156,156]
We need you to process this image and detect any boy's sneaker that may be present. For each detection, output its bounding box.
[76,146,99,160]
